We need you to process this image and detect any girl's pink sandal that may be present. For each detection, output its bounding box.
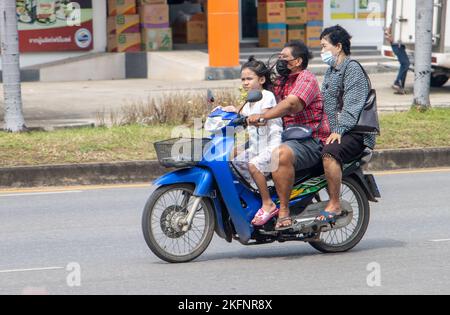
[251,207,279,226]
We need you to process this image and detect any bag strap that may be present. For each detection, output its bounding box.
[338,60,372,111]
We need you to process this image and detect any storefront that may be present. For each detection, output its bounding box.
[239,0,386,46]
[12,0,107,69]
[325,0,385,46]
[7,0,385,71]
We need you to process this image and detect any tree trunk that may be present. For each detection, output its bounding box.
[0,0,26,132]
[413,0,434,111]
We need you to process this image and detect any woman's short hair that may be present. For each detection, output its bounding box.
[320,25,352,55]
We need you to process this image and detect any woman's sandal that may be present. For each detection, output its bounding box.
[315,210,342,225]
[275,216,293,231]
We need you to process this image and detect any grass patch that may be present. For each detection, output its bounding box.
[377,108,450,149]
[1,108,450,167]
[0,125,177,167]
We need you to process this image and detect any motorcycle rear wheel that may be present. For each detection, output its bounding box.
[309,177,370,253]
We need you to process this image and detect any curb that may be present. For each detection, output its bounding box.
[0,161,166,188]
[369,147,450,171]
[1,147,449,188]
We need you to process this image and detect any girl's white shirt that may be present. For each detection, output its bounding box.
[241,89,283,156]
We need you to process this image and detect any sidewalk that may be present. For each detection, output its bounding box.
[1,72,450,129]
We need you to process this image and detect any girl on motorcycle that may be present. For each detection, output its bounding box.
[216,56,283,226]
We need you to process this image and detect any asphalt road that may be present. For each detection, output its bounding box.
[0,168,449,295]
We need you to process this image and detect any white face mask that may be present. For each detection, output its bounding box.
[321,51,336,67]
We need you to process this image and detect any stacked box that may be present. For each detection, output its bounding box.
[307,0,324,22]
[257,0,286,23]
[286,0,307,25]
[258,23,287,49]
[304,0,323,48]
[107,15,140,35]
[306,20,323,48]
[287,24,306,42]
[108,0,137,16]
[108,0,141,52]
[285,0,307,44]
[141,28,173,51]
[137,0,167,4]
[172,13,207,44]
[139,2,169,29]
[139,0,173,51]
[107,33,142,52]
[257,0,286,48]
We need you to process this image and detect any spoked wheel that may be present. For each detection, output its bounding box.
[142,184,215,263]
[309,177,370,253]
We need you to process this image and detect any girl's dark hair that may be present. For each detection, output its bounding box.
[284,40,313,69]
[241,56,273,91]
[320,25,352,55]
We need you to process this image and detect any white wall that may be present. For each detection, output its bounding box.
[0,0,107,70]
[323,0,385,48]
[40,53,125,82]
[446,0,450,51]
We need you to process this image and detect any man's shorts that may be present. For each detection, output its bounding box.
[283,138,323,171]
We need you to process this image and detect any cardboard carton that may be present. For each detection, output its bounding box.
[287,24,306,42]
[141,27,173,51]
[172,13,206,44]
[139,4,169,28]
[257,0,286,24]
[108,0,137,16]
[108,33,141,52]
[258,23,287,48]
[107,15,140,35]
[286,1,307,25]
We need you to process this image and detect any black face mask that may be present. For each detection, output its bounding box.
[276,59,291,77]
[277,57,301,77]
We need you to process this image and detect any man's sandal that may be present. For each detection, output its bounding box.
[275,216,293,231]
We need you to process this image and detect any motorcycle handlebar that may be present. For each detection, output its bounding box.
[232,116,266,127]
[232,115,248,127]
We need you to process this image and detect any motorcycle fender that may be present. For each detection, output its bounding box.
[349,169,379,202]
[153,167,227,238]
[153,167,214,197]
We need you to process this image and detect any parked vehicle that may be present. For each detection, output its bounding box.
[382,0,450,87]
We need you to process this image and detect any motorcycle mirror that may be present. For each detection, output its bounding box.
[246,90,263,103]
[207,89,215,104]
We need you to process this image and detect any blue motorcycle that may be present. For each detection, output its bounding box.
[142,91,381,263]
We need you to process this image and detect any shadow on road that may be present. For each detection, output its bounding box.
[152,238,409,264]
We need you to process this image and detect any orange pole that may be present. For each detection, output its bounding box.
[207,0,240,67]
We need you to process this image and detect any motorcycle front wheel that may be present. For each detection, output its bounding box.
[142,184,215,263]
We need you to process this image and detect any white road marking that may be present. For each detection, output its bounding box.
[374,168,450,176]
[430,239,450,243]
[0,183,151,195]
[0,191,82,197]
[0,267,64,274]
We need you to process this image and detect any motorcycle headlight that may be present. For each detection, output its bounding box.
[204,117,231,133]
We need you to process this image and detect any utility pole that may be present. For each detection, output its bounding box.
[0,0,26,132]
[413,0,434,111]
